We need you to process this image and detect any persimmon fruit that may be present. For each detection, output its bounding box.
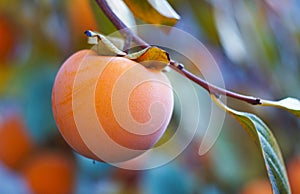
[67,0,99,41]
[0,113,34,170]
[287,157,300,194]
[22,150,76,194]
[0,13,16,64]
[240,178,272,194]
[52,49,173,163]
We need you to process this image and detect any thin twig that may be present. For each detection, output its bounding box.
[95,0,148,48]
[94,0,262,105]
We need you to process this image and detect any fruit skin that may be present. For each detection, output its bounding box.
[21,150,76,194]
[0,114,34,170]
[52,49,173,163]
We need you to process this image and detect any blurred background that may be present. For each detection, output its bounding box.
[0,0,300,193]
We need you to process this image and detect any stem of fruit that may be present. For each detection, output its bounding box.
[95,0,262,105]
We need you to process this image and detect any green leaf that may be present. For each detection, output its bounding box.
[261,97,300,118]
[123,0,180,26]
[107,0,136,28]
[211,95,291,194]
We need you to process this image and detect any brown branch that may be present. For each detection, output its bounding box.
[95,0,148,48]
[94,0,262,105]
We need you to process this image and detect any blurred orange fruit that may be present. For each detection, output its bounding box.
[67,0,99,40]
[240,178,272,194]
[0,13,16,64]
[288,157,300,194]
[0,114,34,170]
[22,151,76,194]
[52,49,173,163]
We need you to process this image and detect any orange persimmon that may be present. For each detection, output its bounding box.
[0,114,34,170]
[52,49,173,163]
[67,0,99,39]
[0,13,16,64]
[288,157,300,194]
[22,150,76,194]
[240,178,272,194]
